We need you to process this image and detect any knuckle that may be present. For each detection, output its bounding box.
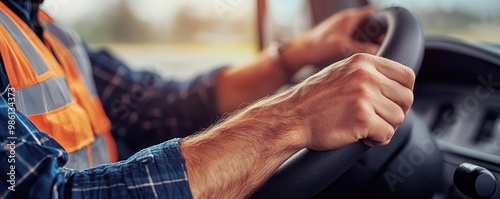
[351,67,375,83]
[386,129,395,141]
[382,124,395,143]
[351,102,371,127]
[348,53,372,63]
[403,67,416,87]
[352,84,371,99]
[401,88,415,110]
[394,110,406,125]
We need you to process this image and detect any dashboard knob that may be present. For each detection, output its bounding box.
[454,163,497,199]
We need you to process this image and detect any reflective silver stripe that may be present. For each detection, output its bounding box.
[65,135,110,170]
[65,144,90,170]
[90,135,111,166]
[44,23,98,96]
[15,76,73,115]
[0,10,49,75]
[70,43,99,96]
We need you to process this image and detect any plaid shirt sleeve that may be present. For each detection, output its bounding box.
[88,48,225,158]
[0,90,193,199]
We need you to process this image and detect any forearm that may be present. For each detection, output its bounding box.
[215,40,306,113]
[181,93,304,198]
[216,53,286,113]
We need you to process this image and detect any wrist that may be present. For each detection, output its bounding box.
[250,92,309,150]
[267,40,307,82]
[267,41,294,81]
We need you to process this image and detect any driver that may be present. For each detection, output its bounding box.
[0,1,415,198]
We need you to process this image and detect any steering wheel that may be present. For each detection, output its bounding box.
[251,7,425,199]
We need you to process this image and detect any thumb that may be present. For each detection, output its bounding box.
[355,5,379,19]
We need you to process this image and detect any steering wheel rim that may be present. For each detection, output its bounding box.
[251,7,424,199]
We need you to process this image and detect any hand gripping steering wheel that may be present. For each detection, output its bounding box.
[251,7,424,199]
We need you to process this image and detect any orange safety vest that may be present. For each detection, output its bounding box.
[0,2,117,169]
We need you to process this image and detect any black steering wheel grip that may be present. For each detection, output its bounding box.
[251,7,424,199]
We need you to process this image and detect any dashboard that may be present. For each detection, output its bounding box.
[413,36,500,198]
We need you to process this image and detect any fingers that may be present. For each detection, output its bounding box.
[344,6,380,56]
[363,55,414,146]
[378,78,414,114]
[346,5,379,32]
[324,5,377,26]
[372,57,416,90]
[363,108,395,147]
[343,53,414,147]
[344,53,415,96]
[361,54,414,119]
[372,92,406,128]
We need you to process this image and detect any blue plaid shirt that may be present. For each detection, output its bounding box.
[0,0,225,198]
[0,92,193,198]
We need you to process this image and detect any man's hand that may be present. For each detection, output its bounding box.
[215,6,381,114]
[182,53,415,198]
[287,53,415,149]
[284,6,380,71]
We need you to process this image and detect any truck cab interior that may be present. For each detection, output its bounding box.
[45,0,499,198]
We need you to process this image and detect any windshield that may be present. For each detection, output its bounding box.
[370,0,500,43]
[42,0,256,80]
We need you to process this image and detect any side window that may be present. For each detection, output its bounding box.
[370,0,500,43]
[261,0,312,47]
[42,0,257,79]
